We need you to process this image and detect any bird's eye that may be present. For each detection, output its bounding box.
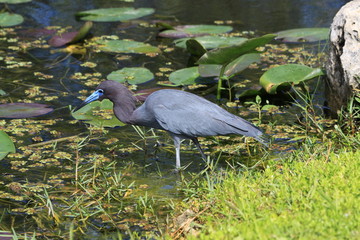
[97,89,104,94]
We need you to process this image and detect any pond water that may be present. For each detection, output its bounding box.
[0,0,348,238]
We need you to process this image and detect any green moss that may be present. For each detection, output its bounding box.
[183,146,360,239]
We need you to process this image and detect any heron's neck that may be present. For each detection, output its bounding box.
[112,95,137,124]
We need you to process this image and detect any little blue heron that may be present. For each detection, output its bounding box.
[77,80,267,169]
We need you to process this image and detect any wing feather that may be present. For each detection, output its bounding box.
[144,90,263,139]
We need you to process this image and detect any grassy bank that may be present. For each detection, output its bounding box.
[172,139,360,239]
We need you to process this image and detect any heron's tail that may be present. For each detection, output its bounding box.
[254,132,271,147]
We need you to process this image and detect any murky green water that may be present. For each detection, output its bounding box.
[0,0,346,238]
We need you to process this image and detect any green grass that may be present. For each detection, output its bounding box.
[178,143,360,239]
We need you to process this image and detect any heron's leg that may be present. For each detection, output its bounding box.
[192,138,207,160]
[172,136,182,169]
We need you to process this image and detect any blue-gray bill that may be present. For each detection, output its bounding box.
[73,89,103,112]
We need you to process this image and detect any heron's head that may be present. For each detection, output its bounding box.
[75,80,133,111]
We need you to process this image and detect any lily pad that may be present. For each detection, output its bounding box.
[0,12,24,27]
[168,67,213,86]
[260,64,324,94]
[95,39,160,54]
[224,52,261,76]
[169,67,199,85]
[107,67,154,84]
[198,53,260,77]
[159,25,233,38]
[48,21,93,47]
[175,36,247,49]
[0,103,53,119]
[197,34,276,65]
[49,32,77,47]
[275,28,329,43]
[197,64,222,77]
[0,0,31,3]
[76,7,154,22]
[0,131,15,160]
[72,99,125,128]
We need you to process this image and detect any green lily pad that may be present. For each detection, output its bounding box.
[0,131,15,160]
[197,34,276,65]
[159,25,233,38]
[169,67,200,85]
[95,39,160,54]
[76,7,154,22]
[275,28,329,43]
[107,67,154,84]
[175,36,247,49]
[168,67,215,86]
[0,12,24,27]
[197,64,222,77]
[260,64,324,94]
[0,0,31,3]
[72,99,125,128]
[0,103,53,119]
[198,53,261,77]
[224,52,261,76]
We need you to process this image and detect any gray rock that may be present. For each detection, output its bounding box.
[326,0,360,116]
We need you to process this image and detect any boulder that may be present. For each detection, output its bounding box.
[326,0,360,117]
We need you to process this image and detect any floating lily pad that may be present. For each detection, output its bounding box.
[95,39,160,54]
[72,99,125,128]
[159,25,233,38]
[175,36,247,49]
[169,67,200,85]
[0,103,53,119]
[76,7,154,22]
[0,0,31,3]
[0,12,24,27]
[168,67,213,85]
[107,67,154,84]
[48,21,93,47]
[197,34,276,65]
[275,28,329,43]
[0,131,15,160]
[260,64,324,94]
[49,32,78,47]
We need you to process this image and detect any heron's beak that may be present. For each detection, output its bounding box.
[84,90,103,104]
[73,89,104,112]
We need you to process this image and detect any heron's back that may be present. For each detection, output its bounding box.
[132,89,265,143]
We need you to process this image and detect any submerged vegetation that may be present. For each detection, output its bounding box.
[0,0,358,239]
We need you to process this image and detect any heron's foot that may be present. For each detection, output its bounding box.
[172,161,192,174]
[171,167,182,174]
